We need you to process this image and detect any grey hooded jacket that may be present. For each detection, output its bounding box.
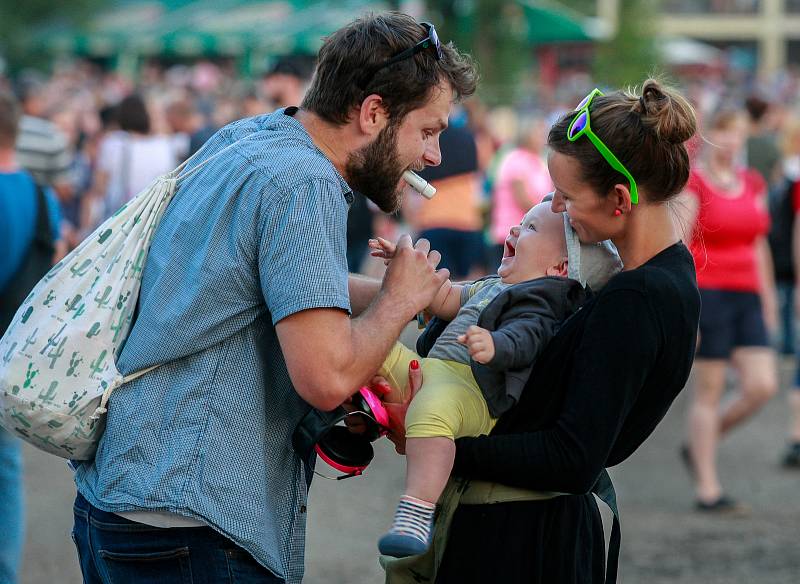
[470,276,586,417]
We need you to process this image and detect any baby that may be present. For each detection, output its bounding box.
[370,201,621,558]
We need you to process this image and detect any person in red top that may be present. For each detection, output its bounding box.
[679,109,778,512]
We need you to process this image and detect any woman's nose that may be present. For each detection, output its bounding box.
[550,192,566,212]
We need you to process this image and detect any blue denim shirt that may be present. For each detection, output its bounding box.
[74,109,353,583]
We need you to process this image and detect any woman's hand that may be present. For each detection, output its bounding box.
[762,287,779,337]
[369,360,423,454]
[342,392,369,435]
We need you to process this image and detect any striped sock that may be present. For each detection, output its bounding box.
[387,495,435,544]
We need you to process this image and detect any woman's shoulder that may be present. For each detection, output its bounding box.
[97,132,126,167]
[584,246,699,345]
[132,135,176,165]
[136,134,174,151]
[98,130,125,151]
[685,167,713,199]
[740,167,767,194]
[597,244,697,304]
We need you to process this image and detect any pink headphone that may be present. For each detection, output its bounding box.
[293,387,390,479]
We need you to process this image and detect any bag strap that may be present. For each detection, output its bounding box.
[86,132,279,426]
[88,364,160,426]
[86,134,270,427]
[592,469,620,584]
[171,132,265,185]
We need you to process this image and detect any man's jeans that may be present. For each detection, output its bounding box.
[0,428,24,584]
[72,493,285,583]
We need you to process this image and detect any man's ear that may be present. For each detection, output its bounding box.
[547,258,569,277]
[357,94,389,138]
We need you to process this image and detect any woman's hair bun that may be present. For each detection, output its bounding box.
[636,78,697,144]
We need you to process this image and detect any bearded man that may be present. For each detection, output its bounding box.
[70,12,476,584]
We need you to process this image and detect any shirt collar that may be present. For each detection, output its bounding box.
[278,107,354,206]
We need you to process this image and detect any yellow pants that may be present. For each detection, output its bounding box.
[378,343,496,440]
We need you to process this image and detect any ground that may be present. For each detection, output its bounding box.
[19,345,800,583]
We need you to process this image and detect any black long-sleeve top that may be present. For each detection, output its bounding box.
[451,243,700,494]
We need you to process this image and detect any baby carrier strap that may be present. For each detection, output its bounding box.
[592,469,620,584]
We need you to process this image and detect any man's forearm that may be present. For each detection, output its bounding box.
[314,291,415,410]
[283,237,449,409]
[276,292,414,411]
[349,273,382,316]
[347,289,417,381]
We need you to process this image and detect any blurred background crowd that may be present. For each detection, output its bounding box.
[2,0,800,275]
[3,0,800,582]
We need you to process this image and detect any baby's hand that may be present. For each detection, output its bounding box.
[457,325,495,364]
[368,237,397,265]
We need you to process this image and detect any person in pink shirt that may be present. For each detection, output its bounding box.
[489,115,552,265]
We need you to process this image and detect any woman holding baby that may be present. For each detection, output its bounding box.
[382,79,701,584]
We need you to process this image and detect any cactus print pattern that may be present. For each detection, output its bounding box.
[0,172,180,459]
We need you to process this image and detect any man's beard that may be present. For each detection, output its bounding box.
[345,123,406,214]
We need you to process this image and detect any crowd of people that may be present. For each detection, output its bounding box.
[2,10,800,583]
[3,52,800,286]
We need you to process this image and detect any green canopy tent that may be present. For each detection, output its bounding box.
[516,0,593,45]
[443,0,594,103]
[32,0,592,84]
[32,0,387,74]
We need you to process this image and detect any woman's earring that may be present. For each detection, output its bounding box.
[614,209,622,217]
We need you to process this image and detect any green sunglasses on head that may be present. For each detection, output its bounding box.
[567,88,639,204]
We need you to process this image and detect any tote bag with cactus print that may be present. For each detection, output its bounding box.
[0,139,228,460]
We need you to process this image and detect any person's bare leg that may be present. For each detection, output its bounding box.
[687,359,726,502]
[784,390,800,467]
[789,391,800,442]
[719,348,777,435]
[378,437,455,557]
[405,437,456,503]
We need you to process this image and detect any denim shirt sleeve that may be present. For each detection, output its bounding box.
[258,177,351,324]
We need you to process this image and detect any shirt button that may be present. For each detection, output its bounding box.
[300,505,307,513]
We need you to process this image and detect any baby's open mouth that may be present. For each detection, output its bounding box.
[504,241,516,258]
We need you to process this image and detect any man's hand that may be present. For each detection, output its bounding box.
[380,234,450,318]
[369,360,423,454]
[372,236,457,320]
[458,325,495,364]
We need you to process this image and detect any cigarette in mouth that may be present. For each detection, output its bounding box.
[402,170,436,199]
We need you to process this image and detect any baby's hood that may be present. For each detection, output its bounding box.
[563,214,623,291]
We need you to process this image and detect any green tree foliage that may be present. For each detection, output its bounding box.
[426,0,531,104]
[0,0,107,73]
[592,0,662,87]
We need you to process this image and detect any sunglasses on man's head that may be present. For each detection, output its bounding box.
[357,22,443,90]
[567,88,639,204]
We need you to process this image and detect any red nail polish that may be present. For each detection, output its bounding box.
[410,360,420,370]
